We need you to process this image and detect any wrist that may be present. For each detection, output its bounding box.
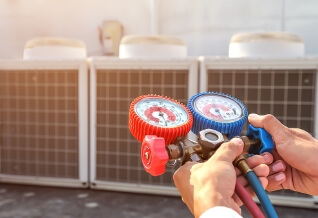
[195,189,229,217]
[210,191,229,207]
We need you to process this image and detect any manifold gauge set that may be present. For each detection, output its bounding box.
[128,92,278,218]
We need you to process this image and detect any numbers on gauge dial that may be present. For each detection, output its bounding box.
[135,98,189,127]
[194,95,243,122]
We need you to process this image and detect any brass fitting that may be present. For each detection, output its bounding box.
[198,129,225,150]
[234,136,251,153]
[187,146,203,163]
[166,143,183,160]
[236,136,262,155]
[233,154,253,175]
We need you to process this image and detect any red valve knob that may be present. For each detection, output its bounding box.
[141,135,169,176]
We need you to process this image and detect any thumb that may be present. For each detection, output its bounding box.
[248,113,289,144]
[211,138,244,163]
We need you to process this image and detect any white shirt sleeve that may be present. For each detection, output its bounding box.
[200,206,243,218]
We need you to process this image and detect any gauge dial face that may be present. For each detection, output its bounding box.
[194,94,243,122]
[135,98,189,127]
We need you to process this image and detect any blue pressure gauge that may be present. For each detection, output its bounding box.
[188,92,248,138]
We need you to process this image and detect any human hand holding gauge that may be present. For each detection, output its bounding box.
[128,92,277,218]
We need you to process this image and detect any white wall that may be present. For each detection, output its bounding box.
[0,0,318,59]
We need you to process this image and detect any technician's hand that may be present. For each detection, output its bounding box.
[249,113,318,195]
[173,138,271,218]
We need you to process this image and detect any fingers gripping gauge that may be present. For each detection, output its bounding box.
[129,95,193,176]
[188,92,248,138]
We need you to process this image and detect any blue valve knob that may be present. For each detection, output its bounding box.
[246,124,274,154]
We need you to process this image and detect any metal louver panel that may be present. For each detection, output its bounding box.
[0,60,88,187]
[90,58,198,195]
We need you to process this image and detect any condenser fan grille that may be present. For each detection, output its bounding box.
[0,69,79,178]
[206,69,316,135]
[94,68,189,186]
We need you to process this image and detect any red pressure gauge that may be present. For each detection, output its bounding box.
[129,94,193,144]
[129,94,193,175]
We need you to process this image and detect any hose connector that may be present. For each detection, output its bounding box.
[234,154,253,175]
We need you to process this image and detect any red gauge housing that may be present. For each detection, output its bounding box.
[129,94,193,145]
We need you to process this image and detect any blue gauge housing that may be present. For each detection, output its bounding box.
[188,92,248,138]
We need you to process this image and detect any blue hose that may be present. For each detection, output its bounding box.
[245,171,278,218]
